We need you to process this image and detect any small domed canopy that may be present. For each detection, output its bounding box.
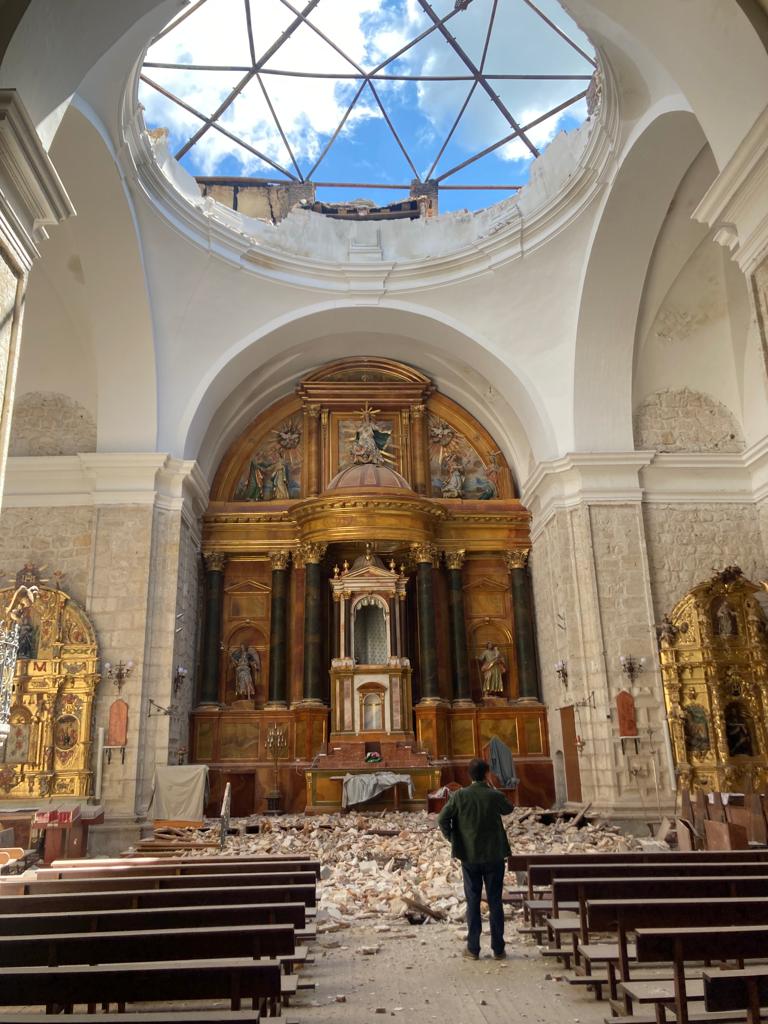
[326,463,412,492]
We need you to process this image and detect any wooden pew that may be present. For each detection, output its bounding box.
[0,1013,261,1024]
[0,923,297,968]
[0,870,317,897]
[704,965,768,1024]
[0,882,317,914]
[552,876,768,998]
[0,958,283,1016]
[0,901,309,938]
[586,896,768,1012]
[634,925,768,1024]
[53,854,315,867]
[38,860,320,880]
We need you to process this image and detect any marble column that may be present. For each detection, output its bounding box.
[412,542,441,702]
[410,404,429,495]
[506,549,541,701]
[199,552,226,705]
[305,404,322,497]
[445,550,472,705]
[299,542,328,704]
[266,550,290,707]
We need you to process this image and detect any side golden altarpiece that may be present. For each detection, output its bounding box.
[0,568,100,799]
[660,566,768,793]
[193,358,554,814]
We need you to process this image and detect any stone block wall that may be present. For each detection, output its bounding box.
[532,501,676,813]
[633,388,744,452]
[643,503,767,620]
[0,505,94,605]
[9,392,96,456]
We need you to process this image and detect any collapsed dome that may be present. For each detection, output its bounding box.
[136,0,600,223]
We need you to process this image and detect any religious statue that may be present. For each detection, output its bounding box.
[351,405,391,465]
[237,459,265,501]
[230,643,260,700]
[271,457,290,500]
[16,619,37,660]
[441,454,465,498]
[477,641,506,696]
[724,702,754,757]
[715,600,738,636]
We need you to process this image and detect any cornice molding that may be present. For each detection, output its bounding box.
[0,90,74,270]
[3,453,208,518]
[525,447,768,540]
[694,104,768,274]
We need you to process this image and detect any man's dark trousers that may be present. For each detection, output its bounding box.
[462,860,505,955]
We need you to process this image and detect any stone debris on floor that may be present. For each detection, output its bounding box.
[202,807,650,929]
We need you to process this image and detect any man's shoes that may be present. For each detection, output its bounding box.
[492,950,507,960]
[463,949,480,960]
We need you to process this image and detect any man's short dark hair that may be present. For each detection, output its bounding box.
[468,758,489,781]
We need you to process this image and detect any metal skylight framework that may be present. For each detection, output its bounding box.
[140,0,596,197]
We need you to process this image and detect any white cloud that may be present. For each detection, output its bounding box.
[140,0,594,180]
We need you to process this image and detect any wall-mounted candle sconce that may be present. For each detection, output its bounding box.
[555,659,568,687]
[104,660,133,694]
[173,664,188,696]
[619,654,645,686]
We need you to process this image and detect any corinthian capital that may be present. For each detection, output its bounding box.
[444,549,466,571]
[268,550,290,571]
[504,548,530,571]
[410,541,439,566]
[203,551,227,572]
[294,541,328,567]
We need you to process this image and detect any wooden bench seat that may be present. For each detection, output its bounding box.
[0,923,297,968]
[0,958,284,1016]
[0,869,317,896]
[0,1013,263,1024]
[0,901,308,937]
[39,860,320,880]
[704,965,768,1024]
[0,879,317,906]
[635,925,768,1024]
[0,880,319,905]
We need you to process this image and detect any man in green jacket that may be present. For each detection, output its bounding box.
[437,758,514,960]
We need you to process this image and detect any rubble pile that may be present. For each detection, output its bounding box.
[212,808,647,929]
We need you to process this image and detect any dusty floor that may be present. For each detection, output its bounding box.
[296,916,607,1024]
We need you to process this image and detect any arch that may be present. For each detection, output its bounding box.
[0,1,174,148]
[176,303,555,487]
[21,104,158,450]
[568,0,768,168]
[572,106,707,452]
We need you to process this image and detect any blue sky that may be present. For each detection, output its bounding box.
[140,0,595,213]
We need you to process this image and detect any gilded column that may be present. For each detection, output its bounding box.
[199,552,226,705]
[306,404,322,497]
[298,542,328,704]
[445,550,472,705]
[505,549,541,701]
[412,542,441,702]
[410,404,429,496]
[266,550,290,708]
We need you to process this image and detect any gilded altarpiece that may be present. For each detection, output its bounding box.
[0,582,99,799]
[197,358,553,812]
[660,567,768,793]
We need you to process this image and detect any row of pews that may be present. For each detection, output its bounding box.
[507,849,768,1024]
[0,852,320,1023]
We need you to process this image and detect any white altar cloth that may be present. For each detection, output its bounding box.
[341,771,414,808]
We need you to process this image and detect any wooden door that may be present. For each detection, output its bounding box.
[559,705,582,803]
